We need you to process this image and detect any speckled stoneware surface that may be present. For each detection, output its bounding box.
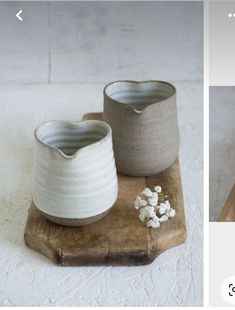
[103,80,180,176]
[32,120,118,226]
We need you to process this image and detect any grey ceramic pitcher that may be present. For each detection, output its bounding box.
[103,80,180,176]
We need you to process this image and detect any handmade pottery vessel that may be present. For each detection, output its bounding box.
[32,120,118,226]
[103,80,180,176]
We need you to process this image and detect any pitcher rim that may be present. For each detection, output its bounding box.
[34,119,112,160]
[103,80,176,114]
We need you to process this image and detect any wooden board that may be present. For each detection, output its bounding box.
[24,113,186,266]
[218,184,235,222]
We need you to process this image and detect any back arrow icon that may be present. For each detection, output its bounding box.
[16,10,23,21]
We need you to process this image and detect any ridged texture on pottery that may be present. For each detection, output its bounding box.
[32,120,118,220]
[103,81,180,176]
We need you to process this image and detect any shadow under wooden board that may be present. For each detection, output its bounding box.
[218,184,235,222]
[24,112,186,266]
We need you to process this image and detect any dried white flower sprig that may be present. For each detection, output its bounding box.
[134,185,176,229]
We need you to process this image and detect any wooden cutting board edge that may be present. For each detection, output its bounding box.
[24,203,186,266]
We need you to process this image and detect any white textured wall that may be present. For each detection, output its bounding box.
[0,1,203,306]
[0,1,203,83]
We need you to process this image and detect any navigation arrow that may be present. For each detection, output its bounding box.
[16,10,23,21]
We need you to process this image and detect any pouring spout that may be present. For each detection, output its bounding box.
[132,107,144,114]
[126,103,146,114]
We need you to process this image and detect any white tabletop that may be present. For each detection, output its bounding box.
[0,82,203,306]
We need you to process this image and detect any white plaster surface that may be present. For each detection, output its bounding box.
[0,82,203,306]
[0,1,203,306]
[209,87,235,221]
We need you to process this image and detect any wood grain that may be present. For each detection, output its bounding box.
[218,184,235,222]
[24,113,186,266]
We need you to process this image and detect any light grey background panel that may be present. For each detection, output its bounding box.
[210,223,235,306]
[210,87,235,221]
[209,1,235,86]
[0,1,203,83]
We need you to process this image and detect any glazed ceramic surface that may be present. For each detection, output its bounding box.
[32,120,118,226]
[103,80,180,176]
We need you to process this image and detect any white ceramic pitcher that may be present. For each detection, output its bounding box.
[32,120,118,226]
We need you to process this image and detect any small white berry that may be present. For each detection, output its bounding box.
[139,212,146,222]
[148,197,158,206]
[159,214,168,222]
[142,188,152,198]
[134,196,142,209]
[154,186,162,193]
[159,203,167,214]
[169,209,176,217]
[165,200,171,212]
[142,206,155,218]
[147,219,160,228]
[139,208,145,215]
[140,199,147,207]
[152,214,160,221]
[151,192,158,199]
